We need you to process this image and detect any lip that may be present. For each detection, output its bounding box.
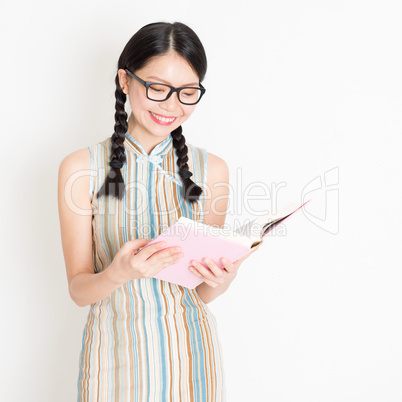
[149,111,178,126]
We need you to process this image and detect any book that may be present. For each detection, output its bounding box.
[146,201,309,289]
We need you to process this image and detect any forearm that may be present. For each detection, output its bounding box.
[195,281,231,304]
[69,267,122,307]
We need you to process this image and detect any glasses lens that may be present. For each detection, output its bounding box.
[148,84,172,101]
[179,88,202,105]
[147,84,203,104]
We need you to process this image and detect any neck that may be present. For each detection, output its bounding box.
[127,113,170,155]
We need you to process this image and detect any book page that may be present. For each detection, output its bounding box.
[233,202,301,240]
[231,220,262,244]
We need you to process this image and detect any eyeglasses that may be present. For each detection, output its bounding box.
[124,68,206,105]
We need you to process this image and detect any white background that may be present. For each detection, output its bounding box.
[1,0,401,401]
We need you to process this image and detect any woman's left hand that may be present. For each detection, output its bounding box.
[188,247,259,288]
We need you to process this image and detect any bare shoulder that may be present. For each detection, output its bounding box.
[58,147,92,220]
[59,147,91,174]
[206,152,229,183]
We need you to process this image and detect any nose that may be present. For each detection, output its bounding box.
[159,91,181,112]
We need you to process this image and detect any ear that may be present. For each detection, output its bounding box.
[117,68,130,94]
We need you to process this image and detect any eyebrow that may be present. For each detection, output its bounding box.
[146,76,200,87]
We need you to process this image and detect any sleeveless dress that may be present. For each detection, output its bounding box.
[78,132,226,401]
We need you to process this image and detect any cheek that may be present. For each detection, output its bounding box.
[129,94,153,117]
[182,106,197,120]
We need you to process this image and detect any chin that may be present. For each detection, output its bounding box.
[152,123,182,137]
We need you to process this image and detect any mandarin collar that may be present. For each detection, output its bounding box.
[124,132,173,158]
[123,132,182,186]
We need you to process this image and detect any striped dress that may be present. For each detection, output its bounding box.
[78,132,226,401]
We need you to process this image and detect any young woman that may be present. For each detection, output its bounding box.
[58,21,256,401]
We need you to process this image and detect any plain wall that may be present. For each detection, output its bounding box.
[1,0,401,401]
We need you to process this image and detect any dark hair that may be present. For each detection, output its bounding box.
[96,22,207,203]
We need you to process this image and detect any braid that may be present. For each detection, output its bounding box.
[171,126,203,203]
[96,75,127,200]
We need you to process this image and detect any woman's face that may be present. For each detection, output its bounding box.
[119,51,200,141]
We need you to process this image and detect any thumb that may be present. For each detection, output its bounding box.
[121,238,153,253]
[238,246,259,262]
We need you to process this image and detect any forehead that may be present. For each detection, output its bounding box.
[137,52,199,86]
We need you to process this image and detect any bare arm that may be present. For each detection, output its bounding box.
[58,148,108,306]
[58,148,183,307]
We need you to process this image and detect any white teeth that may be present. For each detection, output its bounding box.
[151,112,175,123]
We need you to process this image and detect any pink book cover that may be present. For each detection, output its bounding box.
[144,201,309,289]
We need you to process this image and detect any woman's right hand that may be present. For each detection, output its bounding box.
[106,239,184,286]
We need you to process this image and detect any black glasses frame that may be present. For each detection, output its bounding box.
[124,68,206,105]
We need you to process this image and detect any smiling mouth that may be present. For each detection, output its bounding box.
[149,111,177,125]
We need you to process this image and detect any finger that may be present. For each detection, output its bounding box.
[152,251,184,274]
[122,238,153,253]
[202,258,227,278]
[236,248,257,263]
[219,257,236,273]
[190,259,223,280]
[136,241,168,260]
[147,246,183,264]
[159,248,184,265]
[189,265,221,288]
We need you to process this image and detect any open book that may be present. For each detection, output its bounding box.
[146,201,309,289]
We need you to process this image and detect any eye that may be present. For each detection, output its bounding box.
[182,88,198,97]
[149,84,169,94]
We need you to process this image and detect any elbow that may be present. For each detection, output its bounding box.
[70,295,88,308]
[73,299,90,308]
[68,287,90,308]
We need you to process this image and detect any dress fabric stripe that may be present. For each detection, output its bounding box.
[78,132,226,401]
